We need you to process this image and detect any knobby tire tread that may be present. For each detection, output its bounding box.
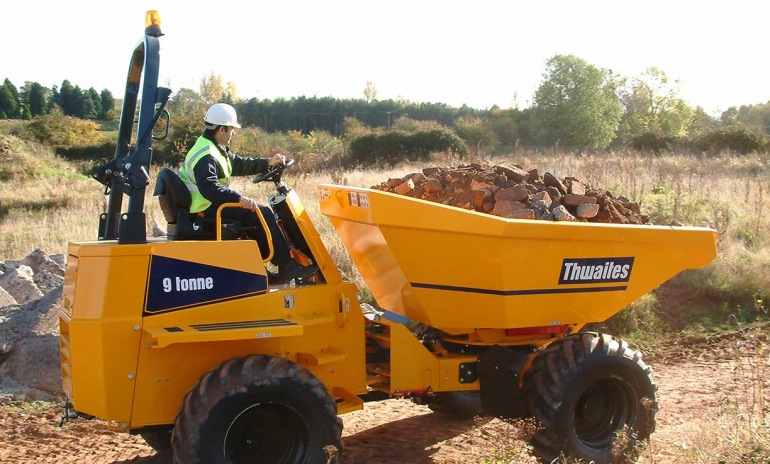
[171,355,342,464]
[523,332,658,464]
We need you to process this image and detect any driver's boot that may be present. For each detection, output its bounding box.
[278,261,319,283]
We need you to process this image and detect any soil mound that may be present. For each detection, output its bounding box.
[0,249,65,403]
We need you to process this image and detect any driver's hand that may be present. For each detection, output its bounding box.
[268,153,286,167]
[239,196,258,211]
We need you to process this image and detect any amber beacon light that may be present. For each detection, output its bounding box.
[144,10,163,37]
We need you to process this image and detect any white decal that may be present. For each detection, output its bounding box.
[559,257,634,284]
[163,276,215,293]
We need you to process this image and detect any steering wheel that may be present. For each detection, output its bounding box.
[252,158,295,184]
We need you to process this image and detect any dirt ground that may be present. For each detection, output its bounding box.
[1,327,765,464]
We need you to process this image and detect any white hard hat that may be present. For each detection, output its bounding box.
[204,103,241,129]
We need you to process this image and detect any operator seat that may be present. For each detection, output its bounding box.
[153,167,248,240]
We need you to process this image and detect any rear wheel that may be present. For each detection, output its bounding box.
[171,355,343,464]
[523,333,657,464]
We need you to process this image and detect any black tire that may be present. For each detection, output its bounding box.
[171,355,343,464]
[138,425,172,454]
[523,333,657,464]
[428,391,484,419]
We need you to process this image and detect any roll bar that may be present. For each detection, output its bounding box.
[97,16,172,244]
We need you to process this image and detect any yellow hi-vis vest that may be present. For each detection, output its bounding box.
[178,136,233,213]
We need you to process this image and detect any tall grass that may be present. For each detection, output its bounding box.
[2,137,769,330]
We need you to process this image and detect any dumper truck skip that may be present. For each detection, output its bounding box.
[58,11,719,464]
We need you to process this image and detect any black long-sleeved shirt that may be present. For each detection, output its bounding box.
[191,132,269,206]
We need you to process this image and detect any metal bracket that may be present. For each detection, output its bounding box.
[58,400,77,427]
[459,361,478,383]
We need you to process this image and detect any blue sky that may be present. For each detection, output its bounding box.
[3,0,769,115]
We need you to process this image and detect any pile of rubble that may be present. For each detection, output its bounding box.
[0,249,65,402]
[372,163,648,224]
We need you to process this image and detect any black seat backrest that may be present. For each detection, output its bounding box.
[154,167,191,224]
[153,167,214,240]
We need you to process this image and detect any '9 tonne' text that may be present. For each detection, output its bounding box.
[162,276,214,293]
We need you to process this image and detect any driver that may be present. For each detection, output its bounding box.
[178,103,318,283]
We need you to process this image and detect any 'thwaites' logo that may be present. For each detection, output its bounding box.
[558,257,635,284]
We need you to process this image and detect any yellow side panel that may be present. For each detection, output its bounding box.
[150,239,264,275]
[65,243,148,426]
[68,319,143,427]
[73,254,149,320]
[388,322,439,392]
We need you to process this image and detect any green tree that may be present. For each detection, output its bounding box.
[454,115,499,154]
[687,107,718,136]
[530,55,621,148]
[487,107,523,150]
[340,116,371,143]
[363,81,378,104]
[617,67,693,143]
[169,87,203,114]
[720,101,770,134]
[49,85,60,113]
[99,89,115,120]
[0,86,16,119]
[57,80,76,115]
[84,87,101,119]
[222,81,239,104]
[21,81,48,117]
[70,85,86,118]
[200,72,227,105]
[165,87,207,158]
[658,98,693,135]
[0,79,20,119]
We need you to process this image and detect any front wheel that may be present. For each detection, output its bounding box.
[523,333,657,464]
[171,355,343,464]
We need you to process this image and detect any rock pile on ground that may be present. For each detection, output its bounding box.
[372,163,648,224]
[0,249,65,402]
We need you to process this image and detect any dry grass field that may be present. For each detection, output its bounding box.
[4,139,769,325]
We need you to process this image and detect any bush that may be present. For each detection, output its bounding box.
[630,132,681,153]
[693,127,767,154]
[23,110,105,147]
[630,128,768,155]
[349,128,468,165]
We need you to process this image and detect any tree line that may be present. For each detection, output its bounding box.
[0,78,115,121]
[164,57,770,154]
[5,54,770,156]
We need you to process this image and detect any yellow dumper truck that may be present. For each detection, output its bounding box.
[58,11,719,464]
